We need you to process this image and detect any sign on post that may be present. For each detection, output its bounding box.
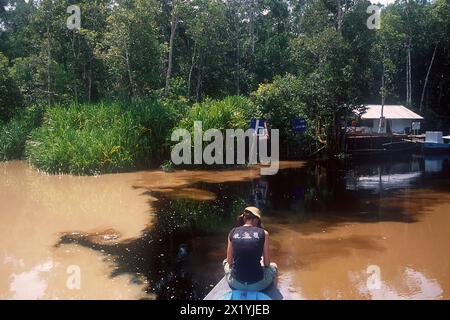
[412,121,421,131]
[411,121,421,135]
[292,117,307,133]
[250,119,269,140]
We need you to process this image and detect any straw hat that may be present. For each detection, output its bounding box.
[244,206,262,220]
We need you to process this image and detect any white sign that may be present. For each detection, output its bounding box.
[412,121,421,131]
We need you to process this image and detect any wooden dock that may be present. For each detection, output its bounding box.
[346,133,422,155]
[204,276,297,300]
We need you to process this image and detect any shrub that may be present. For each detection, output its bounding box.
[0,52,23,121]
[25,98,185,175]
[251,74,315,157]
[179,96,254,132]
[0,105,44,160]
[124,97,187,167]
[171,96,255,167]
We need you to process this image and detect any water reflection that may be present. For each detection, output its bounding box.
[425,155,450,174]
[353,267,444,300]
[1,156,449,299]
[346,155,450,192]
[0,162,153,299]
[9,260,53,300]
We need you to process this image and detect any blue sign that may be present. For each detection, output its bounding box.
[250,119,268,137]
[250,119,265,129]
[292,117,307,133]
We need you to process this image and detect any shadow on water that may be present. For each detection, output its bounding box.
[56,154,450,299]
[57,182,250,300]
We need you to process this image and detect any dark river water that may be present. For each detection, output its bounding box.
[1,155,449,299]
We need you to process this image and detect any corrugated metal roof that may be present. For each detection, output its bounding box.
[360,105,423,120]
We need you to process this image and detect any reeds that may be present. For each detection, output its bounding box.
[25,99,183,175]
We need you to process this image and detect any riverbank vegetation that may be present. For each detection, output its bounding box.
[0,0,449,174]
[26,99,184,174]
[0,105,43,160]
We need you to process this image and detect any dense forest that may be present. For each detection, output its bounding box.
[0,0,449,174]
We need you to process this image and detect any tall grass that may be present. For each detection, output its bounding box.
[5,96,253,174]
[173,96,255,168]
[0,105,44,160]
[179,96,254,132]
[26,99,185,175]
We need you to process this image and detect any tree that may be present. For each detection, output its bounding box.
[0,0,448,132]
[165,0,179,93]
[289,0,366,151]
[369,6,406,132]
[100,0,165,100]
[418,0,449,113]
[0,52,22,121]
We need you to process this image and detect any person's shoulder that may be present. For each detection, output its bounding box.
[229,226,239,236]
[256,227,268,235]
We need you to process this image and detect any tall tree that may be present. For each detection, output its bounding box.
[0,52,22,121]
[165,0,179,93]
[100,0,165,100]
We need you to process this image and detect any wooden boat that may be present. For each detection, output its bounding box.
[204,276,295,300]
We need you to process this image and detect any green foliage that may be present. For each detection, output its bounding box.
[9,56,45,106]
[174,96,255,167]
[0,105,44,160]
[252,74,304,128]
[128,97,188,166]
[0,0,449,169]
[100,0,165,99]
[180,96,254,132]
[156,195,247,234]
[251,74,312,157]
[0,52,23,121]
[25,99,185,175]
[160,159,175,172]
[10,55,78,106]
[176,0,237,99]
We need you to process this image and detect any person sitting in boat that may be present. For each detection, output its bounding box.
[223,206,278,291]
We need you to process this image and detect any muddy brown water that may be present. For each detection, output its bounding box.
[1,156,449,299]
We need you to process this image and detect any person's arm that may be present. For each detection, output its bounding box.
[226,236,233,266]
[262,230,270,267]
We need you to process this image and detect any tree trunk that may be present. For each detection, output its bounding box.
[420,44,437,113]
[187,42,197,101]
[249,0,255,55]
[408,44,411,106]
[88,64,92,103]
[125,47,135,99]
[195,62,202,102]
[379,60,385,134]
[236,32,240,95]
[336,0,343,32]
[46,25,53,106]
[165,4,179,94]
[404,0,413,108]
[406,38,412,107]
[406,44,410,107]
[236,8,240,96]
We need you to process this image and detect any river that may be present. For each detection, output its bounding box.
[1,155,449,299]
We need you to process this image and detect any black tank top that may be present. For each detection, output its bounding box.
[229,226,265,283]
